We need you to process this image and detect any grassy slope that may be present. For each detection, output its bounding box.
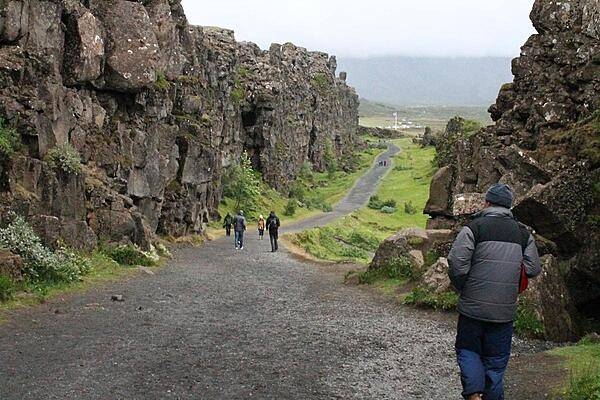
[288,138,435,264]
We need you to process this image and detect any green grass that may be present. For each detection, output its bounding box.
[550,340,600,399]
[289,138,435,264]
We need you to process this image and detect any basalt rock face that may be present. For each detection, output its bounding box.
[424,0,600,340]
[0,1,358,246]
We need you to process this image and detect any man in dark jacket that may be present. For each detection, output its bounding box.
[266,211,280,252]
[448,183,541,400]
[223,213,233,237]
[233,210,246,250]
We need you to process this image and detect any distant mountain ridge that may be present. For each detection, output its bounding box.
[337,56,514,106]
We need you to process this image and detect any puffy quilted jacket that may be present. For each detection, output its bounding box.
[448,207,542,323]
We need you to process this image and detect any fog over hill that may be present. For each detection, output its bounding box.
[337,56,514,106]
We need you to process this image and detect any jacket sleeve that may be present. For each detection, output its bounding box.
[448,227,475,292]
[523,234,542,278]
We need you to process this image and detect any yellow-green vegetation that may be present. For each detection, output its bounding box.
[550,336,600,400]
[0,117,21,159]
[289,138,435,264]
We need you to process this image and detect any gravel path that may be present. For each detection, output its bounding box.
[289,143,399,233]
[0,143,549,399]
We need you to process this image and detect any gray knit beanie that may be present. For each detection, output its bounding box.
[485,183,513,208]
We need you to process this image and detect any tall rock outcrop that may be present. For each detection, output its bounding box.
[424,0,600,340]
[0,1,358,246]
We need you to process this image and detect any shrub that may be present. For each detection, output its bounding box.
[46,143,82,175]
[359,256,415,284]
[311,72,330,91]
[0,274,15,302]
[0,216,90,282]
[381,199,397,208]
[403,286,459,310]
[404,201,418,214]
[222,151,261,213]
[380,206,397,214]
[368,195,383,210]
[0,118,21,159]
[104,244,159,267]
[514,298,545,338]
[283,199,297,216]
[154,71,169,90]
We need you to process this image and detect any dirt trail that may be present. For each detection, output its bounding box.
[0,143,558,399]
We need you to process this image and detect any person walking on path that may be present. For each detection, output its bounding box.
[266,211,280,252]
[223,213,233,237]
[257,215,266,240]
[233,210,246,250]
[447,183,541,400]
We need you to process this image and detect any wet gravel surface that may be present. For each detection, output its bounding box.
[0,237,463,400]
[0,143,554,399]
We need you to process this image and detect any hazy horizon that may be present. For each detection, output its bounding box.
[181,0,537,58]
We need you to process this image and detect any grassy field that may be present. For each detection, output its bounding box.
[288,138,436,264]
[550,339,600,399]
[359,100,492,133]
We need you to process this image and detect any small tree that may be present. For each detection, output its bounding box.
[222,151,261,212]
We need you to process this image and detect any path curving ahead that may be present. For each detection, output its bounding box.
[0,143,539,400]
[289,142,399,233]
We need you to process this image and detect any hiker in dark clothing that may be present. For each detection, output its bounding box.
[233,210,246,250]
[448,183,542,400]
[223,213,233,237]
[266,211,280,252]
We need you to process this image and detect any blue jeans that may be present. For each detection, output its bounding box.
[234,230,244,248]
[455,314,513,400]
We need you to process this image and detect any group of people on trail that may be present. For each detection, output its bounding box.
[448,183,542,400]
[377,159,388,167]
[222,210,280,252]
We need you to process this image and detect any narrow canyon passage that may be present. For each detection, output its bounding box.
[0,148,546,399]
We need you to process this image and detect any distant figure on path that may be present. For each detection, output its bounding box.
[257,214,266,240]
[233,210,246,250]
[447,183,541,400]
[266,211,280,252]
[223,212,233,236]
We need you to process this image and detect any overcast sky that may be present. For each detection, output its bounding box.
[181,0,536,58]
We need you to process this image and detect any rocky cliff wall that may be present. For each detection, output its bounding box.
[0,0,358,247]
[424,0,600,340]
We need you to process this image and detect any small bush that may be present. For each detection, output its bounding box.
[404,201,418,215]
[154,71,169,90]
[380,206,397,214]
[283,199,297,216]
[0,118,21,159]
[46,143,82,175]
[514,298,545,338]
[0,216,90,283]
[359,256,415,284]
[0,274,15,302]
[368,195,383,210]
[104,244,158,267]
[311,72,330,91]
[403,286,459,311]
[321,202,333,212]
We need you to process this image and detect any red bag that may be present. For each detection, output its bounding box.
[518,263,529,294]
